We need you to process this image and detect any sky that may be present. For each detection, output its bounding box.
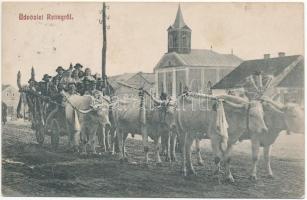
[2,2,304,87]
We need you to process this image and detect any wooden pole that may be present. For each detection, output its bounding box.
[102,2,107,78]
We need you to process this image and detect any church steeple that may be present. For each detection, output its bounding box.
[167,5,191,54]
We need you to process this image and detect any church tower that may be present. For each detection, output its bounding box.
[167,5,191,54]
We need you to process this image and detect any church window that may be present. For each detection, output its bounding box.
[169,35,173,48]
[179,82,183,95]
[182,33,186,47]
[207,81,212,94]
[168,61,172,66]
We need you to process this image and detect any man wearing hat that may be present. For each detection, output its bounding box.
[39,74,52,96]
[67,82,79,96]
[80,76,91,95]
[52,66,65,91]
[73,63,84,78]
[27,78,38,91]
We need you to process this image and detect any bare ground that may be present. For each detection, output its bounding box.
[1,120,305,198]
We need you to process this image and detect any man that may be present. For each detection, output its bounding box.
[67,82,79,95]
[81,77,92,96]
[94,73,105,92]
[73,63,84,78]
[39,74,52,96]
[28,78,38,91]
[82,68,95,81]
[84,79,98,96]
[52,66,65,91]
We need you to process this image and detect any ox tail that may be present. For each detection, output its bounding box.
[216,100,229,152]
[73,110,81,131]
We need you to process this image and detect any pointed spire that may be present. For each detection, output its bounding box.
[172,4,190,29]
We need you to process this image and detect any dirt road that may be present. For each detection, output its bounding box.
[2,120,304,198]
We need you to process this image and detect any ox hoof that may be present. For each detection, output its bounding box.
[249,175,257,182]
[165,157,170,162]
[171,156,177,162]
[197,161,205,166]
[156,162,163,167]
[182,170,187,177]
[187,169,197,176]
[120,157,128,164]
[266,174,274,179]
[226,176,235,183]
[214,170,221,176]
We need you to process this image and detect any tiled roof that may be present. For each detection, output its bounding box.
[108,72,154,90]
[155,49,243,70]
[277,59,304,88]
[212,55,303,89]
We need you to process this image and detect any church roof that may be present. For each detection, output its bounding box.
[212,55,303,89]
[168,5,191,30]
[155,49,243,70]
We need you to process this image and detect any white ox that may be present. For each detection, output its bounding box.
[112,90,176,165]
[248,98,304,180]
[176,93,268,181]
[62,91,110,154]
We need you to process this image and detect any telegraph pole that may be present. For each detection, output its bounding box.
[101,2,107,78]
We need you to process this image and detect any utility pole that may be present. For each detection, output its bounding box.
[101,2,107,79]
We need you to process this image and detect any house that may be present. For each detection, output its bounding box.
[109,72,155,97]
[212,53,304,104]
[154,5,243,98]
[2,84,20,118]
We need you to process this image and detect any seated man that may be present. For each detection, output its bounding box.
[73,63,84,78]
[82,68,95,81]
[67,82,79,96]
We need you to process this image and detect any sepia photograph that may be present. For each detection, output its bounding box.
[1,2,305,198]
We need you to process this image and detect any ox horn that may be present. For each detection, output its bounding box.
[223,100,246,109]
[261,97,285,112]
[17,71,22,90]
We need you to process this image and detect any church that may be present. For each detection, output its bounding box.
[154,5,243,97]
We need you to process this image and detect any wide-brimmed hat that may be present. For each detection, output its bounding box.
[56,66,64,73]
[28,78,36,83]
[93,73,102,80]
[67,81,76,86]
[74,63,83,69]
[42,74,52,81]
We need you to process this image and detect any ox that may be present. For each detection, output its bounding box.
[113,89,176,165]
[176,92,268,182]
[247,98,304,180]
[62,91,110,154]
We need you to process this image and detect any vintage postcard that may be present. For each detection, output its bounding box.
[1,2,304,198]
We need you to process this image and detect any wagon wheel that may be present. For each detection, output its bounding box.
[35,122,45,146]
[50,119,60,150]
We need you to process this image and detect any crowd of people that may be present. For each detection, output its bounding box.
[27,63,109,101]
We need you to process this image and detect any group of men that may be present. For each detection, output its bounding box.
[28,63,108,100]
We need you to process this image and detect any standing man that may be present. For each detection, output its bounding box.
[52,66,65,92]
[39,74,52,96]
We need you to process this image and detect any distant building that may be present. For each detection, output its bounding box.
[109,72,155,97]
[154,5,242,97]
[2,84,20,118]
[213,53,304,105]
